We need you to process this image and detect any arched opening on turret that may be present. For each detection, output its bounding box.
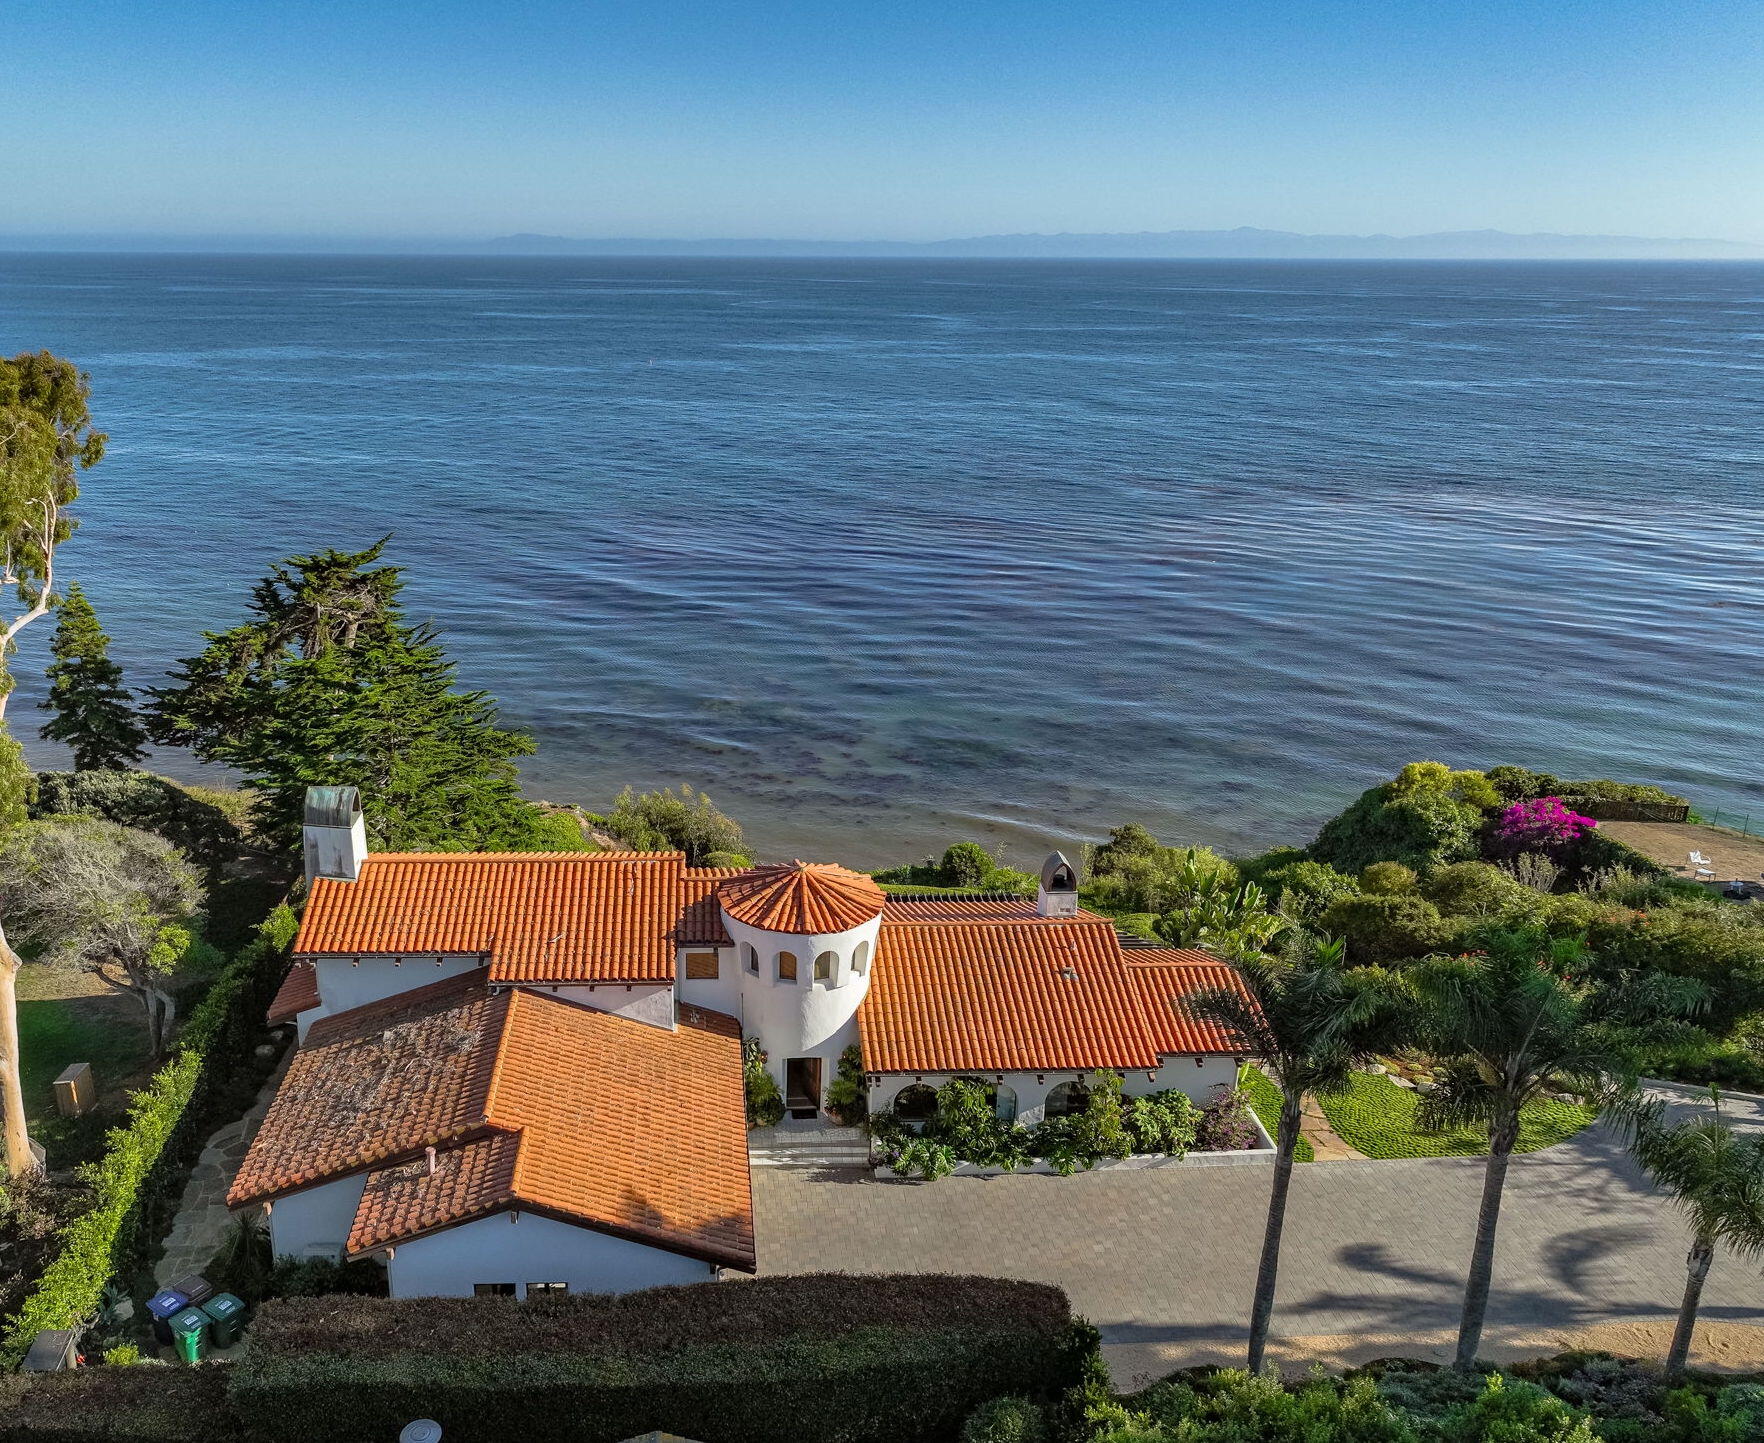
[814,950,837,984]
[742,943,759,974]
[775,951,798,983]
[852,940,871,974]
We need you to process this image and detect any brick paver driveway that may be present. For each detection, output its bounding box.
[753,1083,1764,1383]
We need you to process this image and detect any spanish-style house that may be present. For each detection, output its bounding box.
[228,787,1252,1299]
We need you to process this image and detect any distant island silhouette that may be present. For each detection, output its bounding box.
[3,226,1758,258]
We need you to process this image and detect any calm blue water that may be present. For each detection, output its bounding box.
[2,254,1761,866]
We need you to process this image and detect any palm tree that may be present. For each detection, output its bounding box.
[1185,933,1400,1372]
[1409,926,1689,1372]
[1623,1089,1764,1377]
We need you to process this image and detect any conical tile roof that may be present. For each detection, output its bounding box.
[718,860,886,935]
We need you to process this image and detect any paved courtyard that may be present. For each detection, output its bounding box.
[753,1084,1764,1384]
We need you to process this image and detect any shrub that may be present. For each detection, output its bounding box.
[1360,861,1419,895]
[1422,861,1531,917]
[518,808,596,852]
[1085,828,1239,915]
[603,785,742,863]
[1194,1086,1261,1151]
[1319,893,1449,964]
[1122,1090,1198,1157]
[0,1365,235,1443]
[1260,859,1360,920]
[100,1343,141,1366]
[961,1395,1048,1443]
[941,842,994,887]
[231,1276,1096,1443]
[1494,798,1597,857]
[32,768,252,876]
[743,1037,785,1128]
[0,904,298,1365]
[1310,763,1493,876]
[1080,1069,1132,1161]
[825,1043,868,1126]
[264,1255,388,1299]
[701,849,753,869]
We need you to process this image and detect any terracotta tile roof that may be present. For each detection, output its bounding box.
[678,868,740,946]
[859,916,1162,1073]
[231,974,754,1271]
[295,852,696,984]
[719,861,886,935]
[266,960,320,1024]
[882,896,1110,924]
[1123,951,1254,1057]
[231,972,505,1202]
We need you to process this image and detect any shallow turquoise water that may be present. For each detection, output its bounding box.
[2,255,1760,865]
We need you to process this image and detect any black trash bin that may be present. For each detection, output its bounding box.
[169,1273,214,1308]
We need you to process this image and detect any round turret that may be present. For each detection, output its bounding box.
[718,861,886,1117]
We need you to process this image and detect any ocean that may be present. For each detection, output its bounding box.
[2,254,1760,867]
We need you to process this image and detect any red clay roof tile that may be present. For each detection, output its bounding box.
[295,852,693,984]
[266,960,320,1025]
[719,861,885,935]
[231,975,754,1271]
[1122,951,1254,1057]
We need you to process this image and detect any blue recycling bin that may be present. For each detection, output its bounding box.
[147,1289,189,1347]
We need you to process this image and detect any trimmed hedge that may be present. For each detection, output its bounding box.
[0,904,298,1365]
[233,1275,1095,1443]
[0,1365,234,1443]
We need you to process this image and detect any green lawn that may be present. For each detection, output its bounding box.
[16,967,153,1124]
[1240,1067,1314,1162]
[1317,1072,1597,1160]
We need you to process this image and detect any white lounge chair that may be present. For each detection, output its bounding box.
[1689,850,1716,881]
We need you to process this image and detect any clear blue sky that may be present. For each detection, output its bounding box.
[12,0,1764,242]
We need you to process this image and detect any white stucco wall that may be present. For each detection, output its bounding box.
[383,1211,718,1299]
[676,946,742,1019]
[722,909,881,1108]
[1126,1056,1241,1101]
[868,1057,1242,1127]
[311,954,485,1016]
[547,983,675,1029]
[267,1173,368,1260]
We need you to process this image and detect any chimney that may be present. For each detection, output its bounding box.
[1037,851,1079,918]
[303,785,368,884]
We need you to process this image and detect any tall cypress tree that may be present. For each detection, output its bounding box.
[149,543,558,854]
[39,582,148,771]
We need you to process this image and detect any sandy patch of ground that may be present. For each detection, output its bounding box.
[1603,820,1764,892]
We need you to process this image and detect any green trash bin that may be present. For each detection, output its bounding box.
[170,1307,208,1364]
[201,1293,246,1349]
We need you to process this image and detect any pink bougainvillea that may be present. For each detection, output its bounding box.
[1494,796,1596,855]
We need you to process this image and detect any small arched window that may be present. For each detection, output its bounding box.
[1044,1080,1089,1119]
[852,940,871,975]
[894,1084,937,1122]
[814,951,837,983]
[994,1084,1018,1123]
[776,951,798,982]
[742,943,759,974]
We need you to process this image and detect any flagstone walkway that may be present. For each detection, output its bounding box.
[153,1052,289,1289]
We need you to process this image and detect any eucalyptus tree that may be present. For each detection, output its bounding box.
[1410,926,1701,1371]
[1184,933,1402,1372]
[0,351,105,1176]
[1623,1089,1764,1377]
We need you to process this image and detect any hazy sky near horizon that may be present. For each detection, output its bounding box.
[11,0,1764,242]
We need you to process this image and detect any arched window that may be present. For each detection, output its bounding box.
[775,951,798,982]
[994,1084,1018,1123]
[1044,1080,1089,1119]
[893,1084,937,1123]
[852,940,871,974]
[814,951,837,983]
[742,943,759,974]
